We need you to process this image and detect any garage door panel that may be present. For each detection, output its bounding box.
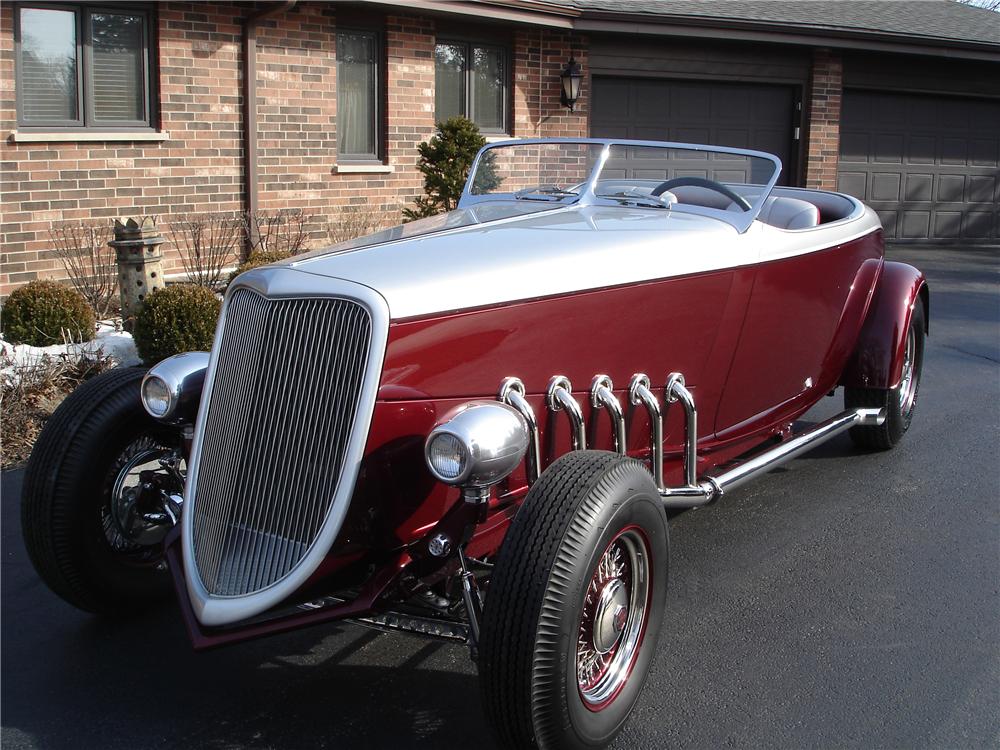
[901,211,931,239]
[934,212,962,238]
[964,212,993,239]
[840,132,869,163]
[878,210,899,236]
[872,172,901,201]
[904,174,933,202]
[592,77,794,185]
[907,135,935,165]
[937,174,966,202]
[671,88,710,119]
[970,139,998,167]
[838,171,867,196]
[874,134,905,163]
[711,89,751,120]
[968,175,996,203]
[838,90,1000,243]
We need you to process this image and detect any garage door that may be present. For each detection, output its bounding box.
[591,77,796,185]
[838,91,1000,243]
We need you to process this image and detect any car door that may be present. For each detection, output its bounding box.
[714,227,883,436]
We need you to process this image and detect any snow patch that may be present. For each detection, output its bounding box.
[1,321,141,387]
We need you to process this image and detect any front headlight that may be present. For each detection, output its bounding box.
[424,401,529,489]
[426,432,469,482]
[140,352,211,423]
[141,375,173,418]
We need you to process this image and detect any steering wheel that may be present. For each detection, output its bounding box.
[650,176,752,212]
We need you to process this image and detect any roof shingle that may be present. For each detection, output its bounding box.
[536,0,1000,47]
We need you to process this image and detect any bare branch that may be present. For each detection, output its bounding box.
[48,222,117,318]
[170,213,243,289]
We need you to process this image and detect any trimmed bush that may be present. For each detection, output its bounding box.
[1,280,97,346]
[403,117,494,221]
[133,285,221,364]
[227,249,291,284]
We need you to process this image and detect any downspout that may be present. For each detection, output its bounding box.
[243,1,297,246]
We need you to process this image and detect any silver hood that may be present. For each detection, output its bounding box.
[287,202,737,320]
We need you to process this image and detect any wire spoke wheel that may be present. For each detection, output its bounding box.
[577,527,651,710]
[898,324,917,417]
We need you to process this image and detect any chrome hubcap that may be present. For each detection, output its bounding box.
[898,325,917,416]
[577,528,651,709]
[104,437,184,554]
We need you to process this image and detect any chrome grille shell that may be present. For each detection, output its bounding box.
[181,268,390,627]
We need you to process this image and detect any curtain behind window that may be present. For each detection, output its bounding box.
[338,32,377,158]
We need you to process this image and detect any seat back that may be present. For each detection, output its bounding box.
[759,196,820,229]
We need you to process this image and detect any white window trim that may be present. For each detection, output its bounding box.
[10,130,169,142]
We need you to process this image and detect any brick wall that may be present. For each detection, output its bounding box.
[0,5,587,297]
[804,48,843,191]
[513,29,589,139]
[0,3,246,294]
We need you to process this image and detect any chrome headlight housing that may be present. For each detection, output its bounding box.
[141,352,211,423]
[424,402,529,489]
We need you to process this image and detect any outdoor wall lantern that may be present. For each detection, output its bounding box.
[560,56,583,112]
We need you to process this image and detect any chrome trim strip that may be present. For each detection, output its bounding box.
[590,374,626,455]
[181,267,391,627]
[653,370,887,509]
[498,377,540,484]
[547,375,586,451]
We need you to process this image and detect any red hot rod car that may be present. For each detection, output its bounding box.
[23,139,927,749]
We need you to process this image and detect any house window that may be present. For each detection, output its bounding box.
[435,40,507,133]
[15,4,154,129]
[337,29,382,162]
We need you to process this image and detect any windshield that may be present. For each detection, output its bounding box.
[462,139,782,232]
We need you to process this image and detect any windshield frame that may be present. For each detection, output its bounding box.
[459,138,783,233]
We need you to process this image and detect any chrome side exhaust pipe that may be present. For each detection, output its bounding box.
[628,373,885,510]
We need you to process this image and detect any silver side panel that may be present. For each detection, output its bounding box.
[181,268,390,627]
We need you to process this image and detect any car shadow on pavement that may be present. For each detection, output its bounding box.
[1,467,490,750]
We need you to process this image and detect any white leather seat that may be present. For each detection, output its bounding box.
[758,196,820,230]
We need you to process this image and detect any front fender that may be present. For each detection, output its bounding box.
[840,261,928,390]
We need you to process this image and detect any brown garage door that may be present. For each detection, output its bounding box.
[838,91,1000,243]
[591,77,796,185]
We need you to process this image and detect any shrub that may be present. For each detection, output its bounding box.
[133,285,221,364]
[171,213,243,289]
[1,350,116,469]
[226,249,291,284]
[326,203,387,245]
[49,222,118,318]
[403,117,494,221]
[242,209,314,261]
[1,280,97,347]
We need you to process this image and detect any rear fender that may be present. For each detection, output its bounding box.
[840,261,928,390]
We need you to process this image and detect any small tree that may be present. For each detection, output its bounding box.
[403,117,498,221]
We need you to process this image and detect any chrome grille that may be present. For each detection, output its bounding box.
[191,288,372,597]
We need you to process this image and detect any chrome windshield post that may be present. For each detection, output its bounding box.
[591,375,626,455]
[498,376,541,484]
[547,376,586,451]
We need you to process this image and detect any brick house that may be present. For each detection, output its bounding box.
[2,0,998,296]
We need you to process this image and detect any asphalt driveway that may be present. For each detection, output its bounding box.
[2,246,998,750]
